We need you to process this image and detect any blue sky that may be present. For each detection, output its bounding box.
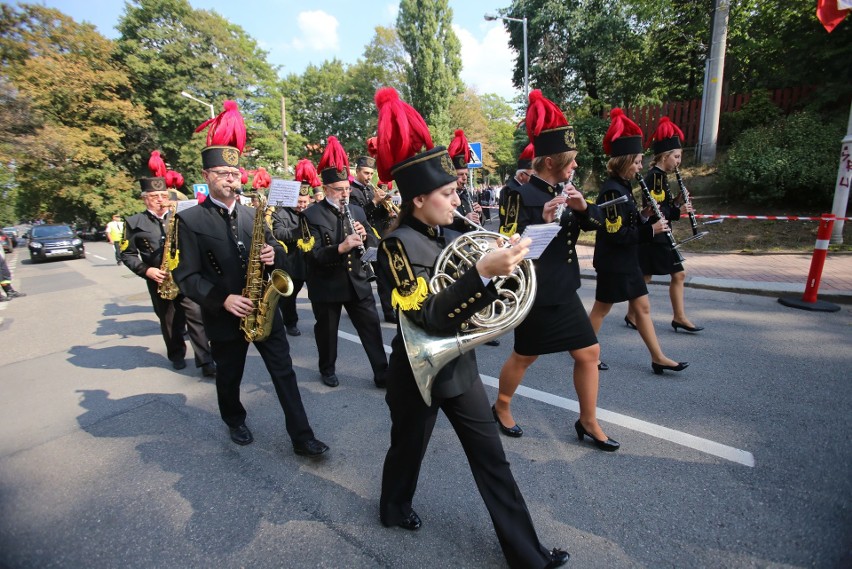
[23,0,521,101]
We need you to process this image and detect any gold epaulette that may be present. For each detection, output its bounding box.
[382,239,428,311]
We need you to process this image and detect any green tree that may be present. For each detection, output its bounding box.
[0,4,150,225]
[396,0,462,143]
[116,0,280,180]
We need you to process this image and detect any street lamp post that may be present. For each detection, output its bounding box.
[484,13,528,99]
[180,91,215,119]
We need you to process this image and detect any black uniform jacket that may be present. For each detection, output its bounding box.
[121,210,169,278]
[498,177,523,235]
[445,187,476,233]
[593,176,654,273]
[379,218,498,400]
[172,199,289,342]
[503,175,604,303]
[302,198,377,303]
[642,166,682,245]
[351,179,391,236]
[270,207,308,281]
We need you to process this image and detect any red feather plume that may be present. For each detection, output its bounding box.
[148,151,167,178]
[447,129,470,162]
[603,108,644,155]
[519,142,534,161]
[194,100,246,152]
[294,159,321,187]
[239,167,248,186]
[366,136,379,158]
[252,167,271,190]
[525,89,569,141]
[317,136,350,178]
[645,116,685,149]
[374,87,434,182]
[165,170,184,189]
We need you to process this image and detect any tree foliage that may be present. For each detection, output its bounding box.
[397,0,463,143]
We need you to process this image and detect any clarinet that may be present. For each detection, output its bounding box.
[340,197,377,282]
[635,173,685,264]
[674,167,701,237]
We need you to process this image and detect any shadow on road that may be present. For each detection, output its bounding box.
[95,317,160,338]
[68,344,167,370]
[102,302,153,316]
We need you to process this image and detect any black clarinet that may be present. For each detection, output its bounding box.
[340,197,376,282]
[674,167,700,236]
[635,173,685,264]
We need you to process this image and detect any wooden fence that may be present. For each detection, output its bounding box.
[622,85,817,146]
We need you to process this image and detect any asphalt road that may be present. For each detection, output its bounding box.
[0,240,850,569]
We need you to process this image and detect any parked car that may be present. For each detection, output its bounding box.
[28,224,85,262]
[3,227,18,248]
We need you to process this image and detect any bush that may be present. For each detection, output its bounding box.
[719,90,782,146]
[717,110,844,207]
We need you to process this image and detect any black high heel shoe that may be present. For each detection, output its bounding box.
[574,420,620,452]
[671,320,704,333]
[651,361,689,375]
[492,405,523,437]
[624,316,637,330]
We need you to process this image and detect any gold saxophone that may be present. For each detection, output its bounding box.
[158,204,180,300]
[240,192,294,342]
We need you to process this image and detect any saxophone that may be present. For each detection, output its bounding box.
[240,192,294,343]
[158,204,180,300]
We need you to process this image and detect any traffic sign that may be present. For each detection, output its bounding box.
[467,142,483,169]
[192,183,209,198]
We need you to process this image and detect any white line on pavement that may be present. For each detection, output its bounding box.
[91,254,107,260]
[338,330,755,467]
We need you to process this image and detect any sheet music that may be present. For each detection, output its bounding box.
[175,199,198,213]
[519,223,561,260]
[267,178,300,207]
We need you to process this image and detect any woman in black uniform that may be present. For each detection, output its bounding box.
[626,117,703,333]
[588,109,688,375]
[374,87,569,569]
[495,90,619,451]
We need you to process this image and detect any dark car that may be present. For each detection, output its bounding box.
[3,227,18,248]
[78,225,107,241]
[28,224,85,262]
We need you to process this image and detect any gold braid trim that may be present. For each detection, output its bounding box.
[383,239,428,311]
[277,240,289,254]
[500,193,520,236]
[167,217,180,270]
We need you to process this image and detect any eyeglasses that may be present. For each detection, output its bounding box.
[208,169,241,179]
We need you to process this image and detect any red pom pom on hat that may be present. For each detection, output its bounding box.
[148,151,167,178]
[447,129,470,162]
[239,167,248,186]
[525,89,569,141]
[374,86,434,182]
[366,136,378,158]
[603,107,643,155]
[251,167,271,190]
[519,142,534,161]
[645,116,685,148]
[194,100,247,152]
[165,170,184,189]
[317,135,350,178]
[294,159,321,187]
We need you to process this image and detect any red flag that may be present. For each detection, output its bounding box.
[817,0,849,33]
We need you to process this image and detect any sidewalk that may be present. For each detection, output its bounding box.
[576,245,852,304]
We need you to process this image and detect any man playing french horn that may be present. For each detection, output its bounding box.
[172,101,328,457]
[120,168,214,377]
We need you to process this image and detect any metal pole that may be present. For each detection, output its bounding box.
[281,96,289,174]
[697,0,728,164]
[522,17,529,99]
[829,100,852,244]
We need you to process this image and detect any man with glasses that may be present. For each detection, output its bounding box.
[445,129,482,233]
[120,175,214,376]
[173,110,328,457]
[302,136,388,389]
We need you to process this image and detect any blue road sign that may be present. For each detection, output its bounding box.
[467,142,483,169]
[192,184,209,198]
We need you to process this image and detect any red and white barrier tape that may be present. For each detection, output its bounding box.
[695,214,851,221]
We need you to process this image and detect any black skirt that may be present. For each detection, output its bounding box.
[595,268,648,304]
[513,292,597,356]
[638,241,684,275]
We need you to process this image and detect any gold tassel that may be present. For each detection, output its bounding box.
[168,250,179,270]
[297,236,315,252]
[499,223,517,237]
[392,276,428,311]
[605,217,622,233]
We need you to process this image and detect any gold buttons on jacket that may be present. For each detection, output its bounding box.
[468,297,475,303]
[461,302,468,309]
[454,308,461,314]
[448,313,455,318]
[475,292,482,299]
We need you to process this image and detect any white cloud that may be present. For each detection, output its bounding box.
[290,10,340,52]
[453,23,520,102]
[386,3,399,21]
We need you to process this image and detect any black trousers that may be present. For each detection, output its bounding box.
[311,294,388,378]
[146,280,212,366]
[278,278,305,327]
[210,329,315,444]
[481,204,492,221]
[374,264,394,318]
[380,373,553,569]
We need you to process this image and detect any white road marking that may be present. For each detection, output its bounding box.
[91,254,107,261]
[338,330,755,467]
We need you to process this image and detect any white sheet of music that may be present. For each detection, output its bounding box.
[520,223,561,260]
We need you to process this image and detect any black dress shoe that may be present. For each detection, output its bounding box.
[229,424,253,445]
[492,405,523,437]
[172,359,187,370]
[624,315,637,330]
[574,420,620,452]
[671,320,704,333]
[597,361,609,371]
[652,361,689,375]
[485,339,500,346]
[201,363,217,377]
[293,438,329,457]
[545,548,570,568]
[321,373,339,387]
[285,325,301,336]
[392,510,422,531]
